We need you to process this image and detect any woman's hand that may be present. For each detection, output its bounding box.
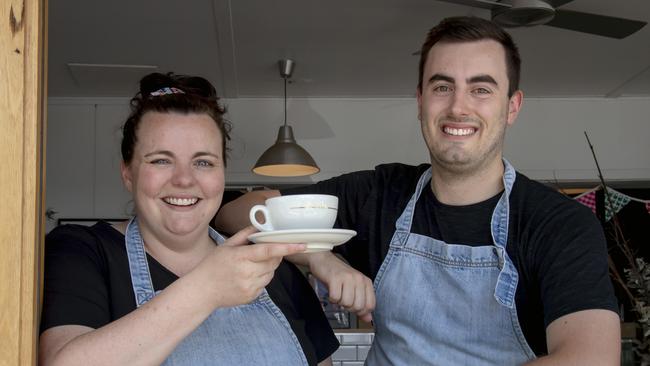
[204,226,306,308]
[305,252,376,322]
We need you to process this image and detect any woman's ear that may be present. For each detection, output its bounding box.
[120,161,133,193]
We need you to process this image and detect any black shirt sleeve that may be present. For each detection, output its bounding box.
[507,178,619,354]
[266,261,340,363]
[40,225,111,333]
[528,199,619,326]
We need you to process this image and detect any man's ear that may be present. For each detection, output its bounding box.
[416,87,423,121]
[506,90,523,127]
[120,161,133,193]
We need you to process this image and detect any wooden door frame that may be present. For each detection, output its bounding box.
[1,0,47,364]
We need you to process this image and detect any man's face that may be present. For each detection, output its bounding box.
[417,40,522,175]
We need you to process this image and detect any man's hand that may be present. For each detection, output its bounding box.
[306,252,376,322]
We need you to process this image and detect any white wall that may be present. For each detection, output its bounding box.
[45,96,650,228]
[46,100,132,231]
[225,96,650,182]
[506,98,650,181]
[224,98,426,184]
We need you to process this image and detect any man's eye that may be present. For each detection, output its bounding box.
[473,87,491,95]
[434,85,452,93]
[150,159,170,165]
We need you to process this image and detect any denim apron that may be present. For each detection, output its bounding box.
[125,218,309,365]
[366,160,536,365]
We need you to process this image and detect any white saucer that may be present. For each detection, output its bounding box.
[248,229,357,253]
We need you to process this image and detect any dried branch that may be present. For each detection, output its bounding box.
[585,131,650,361]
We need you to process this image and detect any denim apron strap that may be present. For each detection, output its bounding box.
[492,158,518,308]
[125,217,156,307]
[391,167,433,248]
[207,226,226,245]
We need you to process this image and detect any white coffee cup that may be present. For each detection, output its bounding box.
[249,194,338,232]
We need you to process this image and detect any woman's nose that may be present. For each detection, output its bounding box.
[171,164,195,187]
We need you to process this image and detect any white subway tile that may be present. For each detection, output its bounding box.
[341,333,373,345]
[332,346,358,361]
[357,345,370,360]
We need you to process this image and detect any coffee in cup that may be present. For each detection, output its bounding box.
[249,194,338,232]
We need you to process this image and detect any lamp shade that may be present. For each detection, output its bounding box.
[252,125,320,177]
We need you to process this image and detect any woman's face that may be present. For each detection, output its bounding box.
[121,111,225,238]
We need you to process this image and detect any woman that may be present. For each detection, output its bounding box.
[39,73,338,365]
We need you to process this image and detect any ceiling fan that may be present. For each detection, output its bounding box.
[434,0,647,39]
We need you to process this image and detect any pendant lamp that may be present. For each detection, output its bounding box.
[252,59,320,177]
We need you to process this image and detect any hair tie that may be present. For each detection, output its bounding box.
[149,87,185,97]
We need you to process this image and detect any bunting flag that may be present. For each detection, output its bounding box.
[572,185,650,222]
[604,187,631,222]
[574,190,597,214]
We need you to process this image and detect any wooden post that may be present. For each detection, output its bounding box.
[0,0,46,365]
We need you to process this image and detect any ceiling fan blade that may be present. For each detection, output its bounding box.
[433,0,510,11]
[413,0,511,56]
[546,9,647,39]
[545,0,574,7]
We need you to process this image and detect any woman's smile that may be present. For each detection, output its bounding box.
[162,196,200,207]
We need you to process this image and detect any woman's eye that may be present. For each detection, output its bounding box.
[195,160,214,168]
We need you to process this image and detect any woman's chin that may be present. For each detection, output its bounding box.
[163,220,205,237]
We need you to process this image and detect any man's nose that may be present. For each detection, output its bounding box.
[449,91,471,117]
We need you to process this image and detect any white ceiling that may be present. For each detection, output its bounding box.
[48,0,650,99]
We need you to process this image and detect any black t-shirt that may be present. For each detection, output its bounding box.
[40,221,339,365]
[282,163,619,356]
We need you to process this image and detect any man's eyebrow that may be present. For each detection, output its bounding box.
[468,74,498,86]
[427,73,498,87]
[427,73,455,84]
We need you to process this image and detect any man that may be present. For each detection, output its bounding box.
[217,16,620,365]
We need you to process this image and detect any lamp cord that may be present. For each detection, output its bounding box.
[283,76,287,127]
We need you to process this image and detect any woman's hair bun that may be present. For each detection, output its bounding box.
[139,72,217,99]
[139,72,175,96]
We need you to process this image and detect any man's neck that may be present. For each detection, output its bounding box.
[430,158,505,206]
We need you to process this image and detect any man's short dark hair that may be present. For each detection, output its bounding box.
[417,16,521,97]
